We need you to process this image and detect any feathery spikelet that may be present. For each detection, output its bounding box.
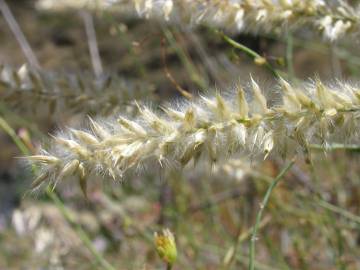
[36,0,360,41]
[0,64,155,117]
[28,78,360,189]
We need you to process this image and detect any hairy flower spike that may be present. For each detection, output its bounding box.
[279,77,302,112]
[28,78,360,188]
[236,86,249,119]
[70,129,99,145]
[57,160,80,181]
[250,76,269,115]
[88,117,110,140]
[37,0,360,40]
[117,116,147,137]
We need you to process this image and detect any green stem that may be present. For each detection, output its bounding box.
[0,116,115,270]
[206,244,277,270]
[0,116,31,155]
[248,159,295,270]
[222,216,271,270]
[317,199,360,225]
[217,30,280,78]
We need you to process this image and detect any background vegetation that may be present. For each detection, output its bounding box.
[0,0,359,269]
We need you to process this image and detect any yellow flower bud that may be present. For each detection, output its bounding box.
[154,229,177,267]
[254,56,267,66]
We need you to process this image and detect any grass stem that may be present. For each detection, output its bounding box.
[248,159,295,270]
[217,30,280,78]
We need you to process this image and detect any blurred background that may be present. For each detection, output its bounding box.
[0,0,359,269]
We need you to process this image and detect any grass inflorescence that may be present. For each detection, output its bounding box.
[28,77,360,190]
